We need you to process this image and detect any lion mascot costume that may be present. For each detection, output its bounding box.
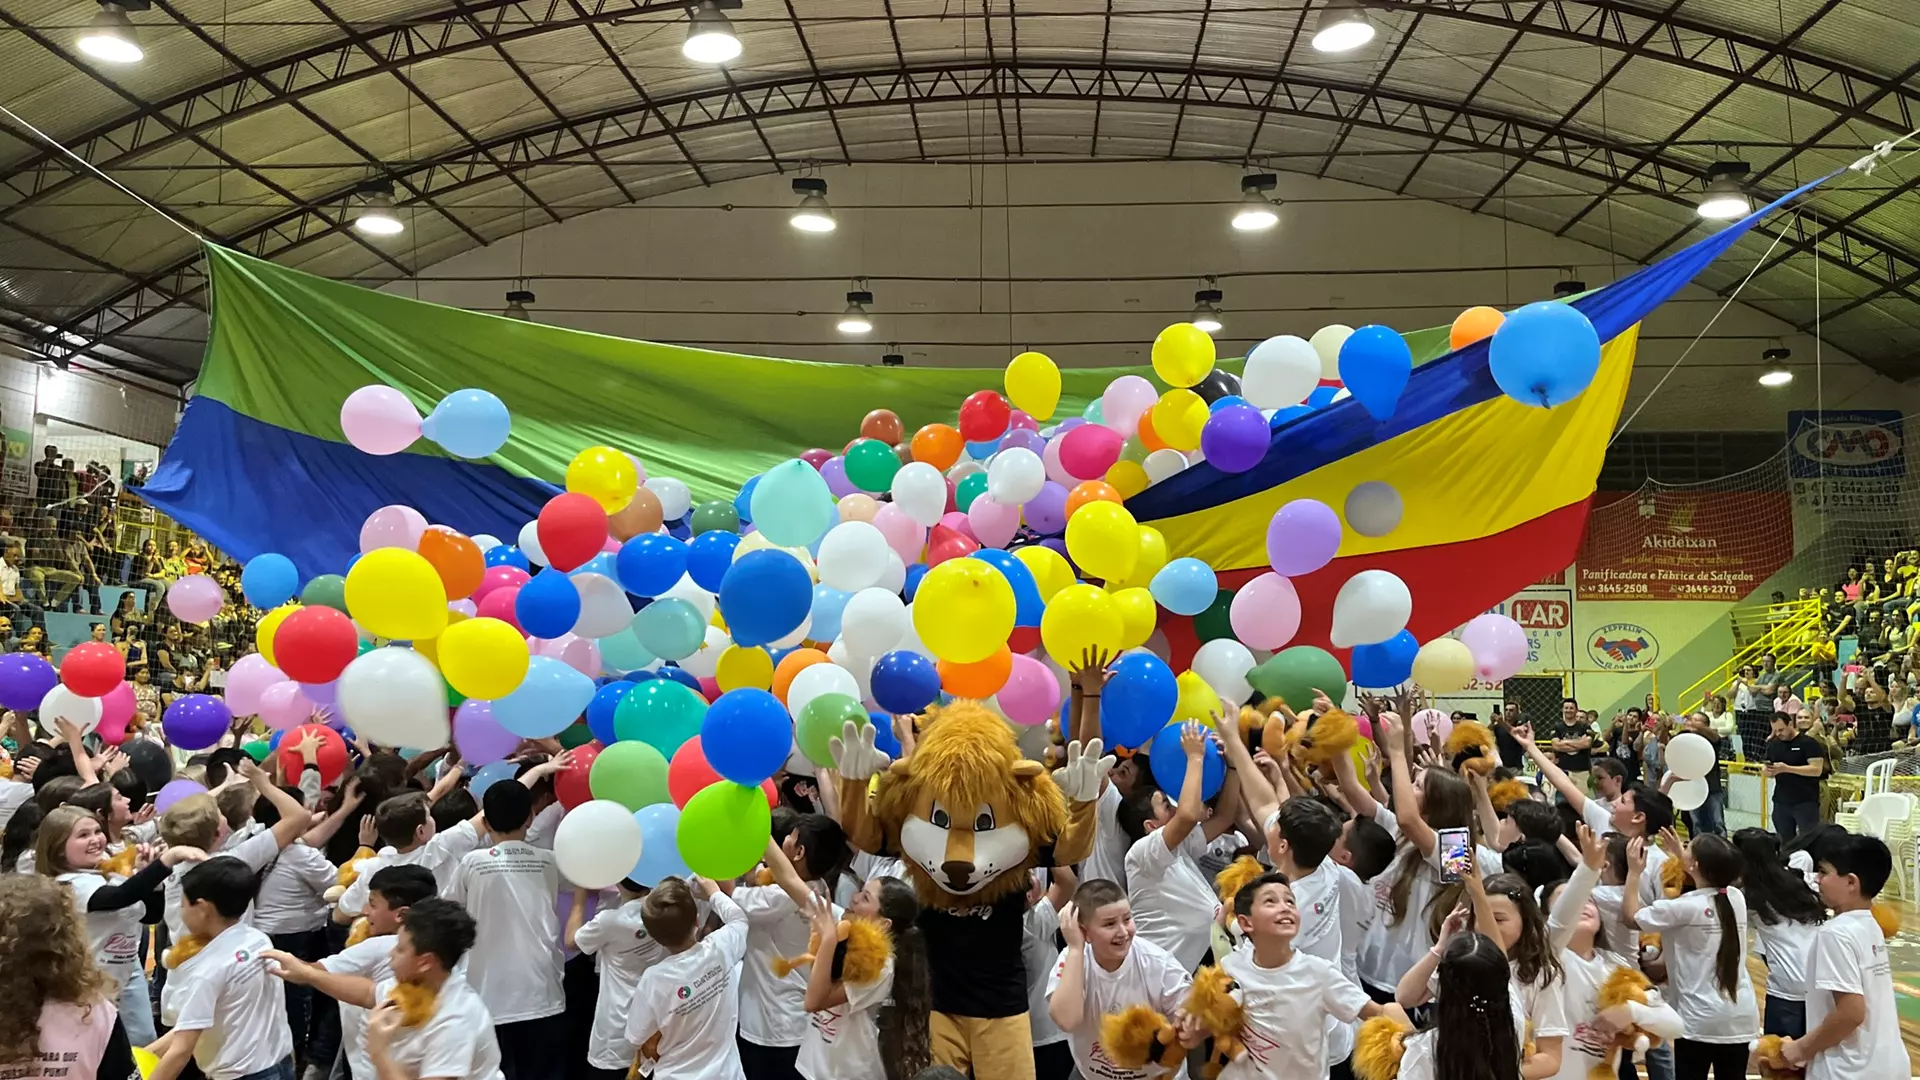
[830,701,1111,1080]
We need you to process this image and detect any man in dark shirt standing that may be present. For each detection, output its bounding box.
[1765,711,1828,841]
[1493,701,1527,770]
[1550,698,1593,794]
[1680,711,1729,836]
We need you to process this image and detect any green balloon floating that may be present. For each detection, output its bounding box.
[678,780,772,879]
[1192,588,1237,644]
[845,438,901,492]
[954,472,988,512]
[796,693,868,767]
[1247,646,1348,711]
[690,501,740,535]
[589,740,671,810]
[613,679,707,755]
[557,720,596,750]
[301,574,348,613]
[241,740,271,762]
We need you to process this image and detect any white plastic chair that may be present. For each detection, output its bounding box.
[1865,757,1896,798]
[1855,792,1914,841]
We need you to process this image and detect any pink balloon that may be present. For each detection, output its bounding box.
[939,512,977,542]
[476,586,523,634]
[871,503,927,564]
[1266,499,1342,577]
[95,682,135,744]
[998,653,1058,725]
[1058,424,1124,481]
[1461,613,1527,681]
[165,574,225,624]
[1040,435,1076,486]
[225,654,287,717]
[1230,573,1301,651]
[359,504,429,554]
[260,681,315,731]
[1354,713,1374,742]
[1102,375,1158,437]
[800,448,833,471]
[698,676,721,703]
[473,565,531,604]
[533,634,601,677]
[1008,410,1038,433]
[968,495,1021,549]
[601,536,622,554]
[340,385,422,456]
[1410,709,1451,747]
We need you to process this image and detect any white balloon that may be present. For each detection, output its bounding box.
[1309,324,1354,379]
[1192,638,1256,705]
[471,533,503,553]
[648,477,692,521]
[677,626,731,679]
[785,744,816,778]
[1331,388,1351,402]
[41,685,101,736]
[1668,776,1710,812]
[517,521,549,567]
[947,460,985,483]
[1143,448,1189,485]
[1664,732,1715,781]
[662,573,716,623]
[1329,569,1412,648]
[818,521,890,591]
[873,552,906,595]
[827,639,876,703]
[338,647,451,749]
[1242,335,1321,409]
[787,662,860,719]
[894,605,934,658]
[842,588,908,656]
[771,613,812,650]
[987,447,1046,505]
[1345,481,1404,538]
[572,573,635,638]
[890,462,947,528]
[553,800,644,889]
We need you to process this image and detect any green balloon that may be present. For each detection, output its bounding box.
[301,574,348,613]
[443,674,465,708]
[954,472,988,512]
[1246,645,1348,711]
[1119,435,1149,465]
[690,501,740,535]
[678,780,772,879]
[1192,588,1237,644]
[589,740,670,810]
[796,693,868,767]
[614,679,707,755]
[241,740,271,762]
[845,438,900,493]
[557,720,596,750]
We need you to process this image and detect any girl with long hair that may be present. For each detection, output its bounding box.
[0,873,140,1080]
[1620,832,1758,1080]
[1391,931,1525,1080]
[1731,828,1825,1039]
[794,875,931,1080]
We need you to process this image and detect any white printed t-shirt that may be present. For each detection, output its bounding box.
[1123,828,1220,972]
[340,820,484,916]
[624,892,750,1080]
[1218,946,1370,1080]
[1632,887,1758,1043]
[320,933,395,1080]
[1806,909,1907,1080]
[370,975,504,1080]
[158,923,293,1080]
[574,896,670,1069]
[796,956,894,1080]
[734,883,841,1048]
[1045,937,1192,1080]
[442,840,564,1023]
[163,828,284,943]
[58,872,144,990]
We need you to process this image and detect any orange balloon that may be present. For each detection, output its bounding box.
[939,646,1012,699]
[1065,480,1123,518]
[609,486,664,540]
[1136,408,1169,452]
[772,648,830,704]
[838,493,881,522]
[911,423,964,470]
[861,409,904,445]
[1449,305,1505,351]
[417,526,485,600]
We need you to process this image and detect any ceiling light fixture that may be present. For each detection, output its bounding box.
[790,178,836,233]
[1758,345,1792,387]
[353,184,404,236]
[76,1,146,64]
[503,289,536,321]
[881,347,905,367]
[1696,161,1752,220]
[1311,0,1376,53]
[1190,281,1225,334]
[1553,271,1586,299]
[837,289,874,335]
[683,0,742,65]
[1231,173,1280,232]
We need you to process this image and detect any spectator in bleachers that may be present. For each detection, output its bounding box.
[1701,692,1735,739]
[130,666,160,728]
[1853,672,1894,756]
[30,445,61,501]
[25,516,79,611]
[183,538,212,577]
[107,591,144,642]
[0,540,41,633]
[1773,682,1804,718]
[156,623,206,700]
[132,538,169,605]
[115,622,148,679]
[160,540,187,579]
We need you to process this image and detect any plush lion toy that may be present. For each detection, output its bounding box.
[1488,779,1531,814]
[1182,964,1246,1079]
[1100,1006,1186,1075]
[1753,1035,1799,1079]
[1352,1015,1416,1080]
[1444,721,1498,775]
[770,915,892,985]
[1283,708,1361,771]
[1591,966,1662,1079]
[324,844,379,904]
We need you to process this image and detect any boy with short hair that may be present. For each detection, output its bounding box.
[158,756,312,944]
[1783,834,1905,1077]
[1045,879,1192,1078]
[148,858,295,1080]
[624,875,749,1080]
[364,898,504,1080]
[566,877,669,1080]
[1120,722,1236,971]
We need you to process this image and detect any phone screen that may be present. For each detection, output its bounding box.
[1437,827,1472,883]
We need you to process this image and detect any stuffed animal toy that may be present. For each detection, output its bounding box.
[98,844,137,878]
[1100,1006,1185,1074]
[770,915,892,985]
[1182,964,1246,1079]
[386,981,438,1027]
[1488,778,1531,814]
[324,844,379,904]
[1443,721,1498,775]
[1352,1014,1415,1080]
[162,933,207,970]
[1283,708,1361,771]
[1591,965,1663,1079]
[345,916,372,948]
[1214,856,1265,908]
[1753,1034,1800,1079]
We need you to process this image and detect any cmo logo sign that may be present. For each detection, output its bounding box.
[1792,422,1902,467]
[1587,623,1659,671]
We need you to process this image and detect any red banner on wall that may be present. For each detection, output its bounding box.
[1575,490,1794,601]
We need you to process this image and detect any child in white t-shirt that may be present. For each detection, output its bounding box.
[624,876,750,1080]
[1024,868,1076,1080]
[1045,879,1193,1078]
[1621,832,1759,1078]
[149,857,294,1080]
[1781,833,1906,1079]
[157,758,313,943]
[566,878,669,1080]
[364,897,504,1080]
[1120,721,1236,971]
[735,815,848,1077]
[1384,932,1525,1080]
[793,876,927,1080]
[1731,828,1825,1039]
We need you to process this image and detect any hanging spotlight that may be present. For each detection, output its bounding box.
[1311,0,1376,53]
[77,0,146,64]
[353,184,404,236]
[790,178,836,233]
[682,0,742,64]
[837,290,874,335]
[1552,271,1586,299]
[503,289,536,321]
[1758,345,1792,387]
[881,347,905,367]
[1696,161,1752,220]
[1189,283,1225,334]
[1231,173,1280,232]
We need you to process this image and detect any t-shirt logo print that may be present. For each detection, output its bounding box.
[676,986,691,1000]
[234,949,251,962]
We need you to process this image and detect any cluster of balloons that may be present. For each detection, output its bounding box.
[0,621,215,754]
[341,385,512,459]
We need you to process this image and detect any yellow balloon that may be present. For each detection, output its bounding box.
[1111,587,1157,649]
[413,609,468,668]
[1040,584,1124,668]
[1065,501,1139,583]
[1174,670,1223,725]
[1411,637,1475,693]
[565,445,639,513]
[1152,389,1209,452]
[1113,526,1168,589]
[134,1048,158,1080]
[255,603,300,668]
[1005,350,1061,421]
[912,559,1016,664]
[1151,322,1216,388]
[436,616,531,699]
[1013,544,1075,601]
[716,644,773,691]
[1105,459,1149,500]
[345,548,449,642]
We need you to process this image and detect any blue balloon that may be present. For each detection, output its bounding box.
[734,475,761,525]
[656,665,701,693]
[1208,394,1249,413]
[631,804,692,887]
[718,550,812,647]
[685,531,740,593]
[902,563,928,602]
[241,553,298,609]
[767,646,796,670]
[809,585,852,644]
[569,552,617,580]
[1271,403,1316,427]
[1148,722,1225,800]
[587,681,634,745]
[268,728,286,752]
[1337,324,1412,421]
[624,669,658,684]
[516,568,582,639]
[471,760,520,796]
[1101,653,1176,749]
[701,688,793,785]
[598,625,656,674]
[1488,301,1601,408]
[421,389,511,458]
[868,711,902,759]
[617,534,688,597]
[870,650,941,715]
[1148,557,1218,617]
[970,549,1043,626]
[493,656,595,738]
[485,545,531,570]
[966,437,1001,459]
[1351,629,1418,689]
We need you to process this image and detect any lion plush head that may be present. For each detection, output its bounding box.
[872,700,1066,907]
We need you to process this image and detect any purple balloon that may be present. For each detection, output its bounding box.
[1025,480,1070,534]
[0,653,57,711]
[1055,417,1087,434]
[1200,404,1271,473]
[453,700,519,765]
[299,679,339,707]
[163,694,234,752]
[154,778,208,815]
[1000,428,1045,455]
[1266,498,1342,576]
[821,455,857,498]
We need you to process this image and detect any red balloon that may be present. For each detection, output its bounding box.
[761,778,778,808]
[800,448,833,470]
[668,735,724,808]
[273,606,359,685]
[277,723,348,786]
[61,642,124,698]
[958,390,1012,442]
[476,587,523,634]
[924,523,980,567]
[538,492,609,572]
[697,676,721,703]
[555,742,601,809]
[1009,626,1042,655]
[474,565,531,604]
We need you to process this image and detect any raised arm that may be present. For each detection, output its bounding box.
[801,894,850,1012]
[1047,902,1088,1032]
[1159,722,1209,851]
[1466,771,1501,850]
[762,837,815,909]
[1383,714,1436,855]
[1216,705,1278,827]
[1513,722,1592,817]
[242,757,311,847]
[1550,827,1607,950]
[301,778,364,848]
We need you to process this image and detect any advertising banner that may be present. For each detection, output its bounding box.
[1785,409,1906,513]
[1576,490,1793,601]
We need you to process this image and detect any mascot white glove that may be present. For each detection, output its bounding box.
[1055,738,1115,804]
[830,720,892,781]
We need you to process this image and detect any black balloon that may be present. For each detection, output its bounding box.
[123,737,173,794]
[1194,369,1243,403]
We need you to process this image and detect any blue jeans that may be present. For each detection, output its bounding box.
[1622,1040,1675,1080]
[1764,994,1807,1038]
[234,1059,295,1080]
[1773,799,1822,842]
[1688,791,1726,836]
[119,967,156,1046]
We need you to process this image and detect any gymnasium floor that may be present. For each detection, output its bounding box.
[1886,897,1920,1072]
